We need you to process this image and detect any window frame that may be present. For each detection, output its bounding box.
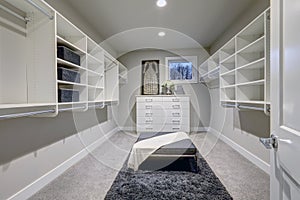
[165,56,198,84]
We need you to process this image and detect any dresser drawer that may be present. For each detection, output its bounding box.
[136,102,164,110]
[163,110,190,118]
[136,96,163,103]
[137,117,165,124]
[163,97,189,102]
[137,124,165,132]
[136,109,164,117]
[162,102,189,110]
[164,117,189,125]
[161,124,190,132]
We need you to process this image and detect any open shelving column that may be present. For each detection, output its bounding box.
[56,13,88,111]
[105,54,119,103]
[87,38,105,104]
[219,9,270,114]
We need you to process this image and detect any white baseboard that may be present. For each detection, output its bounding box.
[8,126,119,200]
[208,127,270,174]
[120,126,135,132]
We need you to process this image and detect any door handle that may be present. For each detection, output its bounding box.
[259,134,278,149]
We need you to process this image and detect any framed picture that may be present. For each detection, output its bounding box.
[141,60,160,95]
[165,56,198,84]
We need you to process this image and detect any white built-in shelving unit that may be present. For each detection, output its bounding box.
[199,51,220,83]
[104,54,119,103]
[0,0,126,118]
[200,8,270,114]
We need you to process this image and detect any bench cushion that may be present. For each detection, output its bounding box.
[137,132,197,155]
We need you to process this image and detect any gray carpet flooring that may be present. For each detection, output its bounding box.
[29,131,270,200]
[105,154,232,200]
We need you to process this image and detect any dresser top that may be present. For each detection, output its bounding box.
[136,95,190,97]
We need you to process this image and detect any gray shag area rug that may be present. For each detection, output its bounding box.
[105,154,232,200]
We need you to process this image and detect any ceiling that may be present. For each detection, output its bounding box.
[63,0,256,54]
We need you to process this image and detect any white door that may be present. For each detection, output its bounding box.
[270,0,300,199]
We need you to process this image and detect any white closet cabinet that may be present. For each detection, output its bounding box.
[136,96,190,133]
[199,8,270,114]
[220,9,270,114]
[0,0,125,118]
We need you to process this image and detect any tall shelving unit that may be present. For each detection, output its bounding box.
[0,0,126,119]
[219,9,270,114]
[199,8,270,114]
[199,51,220,83]
[56,13,88,111]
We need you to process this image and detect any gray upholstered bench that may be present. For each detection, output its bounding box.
[137,132,198,172]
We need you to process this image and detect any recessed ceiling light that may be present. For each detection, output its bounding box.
[156,0,167,7]
[158,31,166,37]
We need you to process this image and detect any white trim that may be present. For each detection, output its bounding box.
[208,127,270,174]
[191,127,209,132]
[8,127,119,200]
[120,126,136,132]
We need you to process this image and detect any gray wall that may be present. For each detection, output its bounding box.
[115,48,211,131]
[210,0,270,54]
[209,89,270,164]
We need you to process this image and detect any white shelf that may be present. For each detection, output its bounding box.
[221,85,235,89]
[220,69,235,76]
[57,80,86,87]
[236,58,265,71]
[237,36,265,54]
[57,58,86,70]
[236,79,265,87]
[88,85,104,89]
[57,35,86,55]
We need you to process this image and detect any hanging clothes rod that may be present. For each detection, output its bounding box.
[0,109,55,120]
[88,103,105,109]
[0,103,107,120]
[25,0,54,20]
[0,4,29,22]
[237,104,269,112]
[222,103,236,108]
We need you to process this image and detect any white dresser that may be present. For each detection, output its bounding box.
[136,95,190,133]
